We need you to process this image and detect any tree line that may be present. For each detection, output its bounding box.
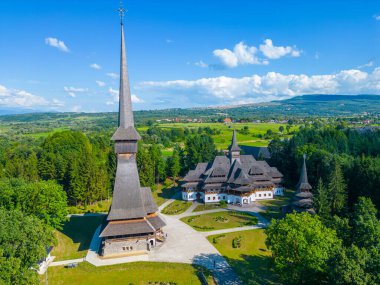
[266,124,380,284]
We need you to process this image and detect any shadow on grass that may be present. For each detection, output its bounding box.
[192,252,281,285]
[157,185,182,201]
[227,254,281,285]
[59,214,105,252]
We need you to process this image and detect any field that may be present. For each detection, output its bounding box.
[208,229,280,285]
[157,122,296,150]
[181,211,258,231]
[51,215,105,261]
[161,200,193,215]
[258,189,295,220]
[43,262,214,285]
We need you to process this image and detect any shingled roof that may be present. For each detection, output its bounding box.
[228,130,241,152]
[183,131,283,194]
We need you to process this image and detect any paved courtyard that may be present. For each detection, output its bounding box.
[52,198,269,285]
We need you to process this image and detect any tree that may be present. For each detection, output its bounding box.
[265,212,341,284]
[0,209,55,285]
[0,179,68,229]
[351,197,380,249]
[286,125,291,133]
[327,161,347,215]
[328,245,377,285]
[150,144,166,183]
[279,126,284,133]
[136,143,154,187]
[167,145,181,178]
[313,178,330,218]
[185,134,217,170]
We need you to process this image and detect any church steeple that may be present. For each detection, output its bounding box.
[296,154,312,192]
[229,130,241,163]
[111,1,141,152]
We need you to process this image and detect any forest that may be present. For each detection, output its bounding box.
[0,114,380,284]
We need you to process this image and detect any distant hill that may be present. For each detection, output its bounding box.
[0,95,379,122]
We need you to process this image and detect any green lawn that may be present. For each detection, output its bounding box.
[181,211,258,231]
[258,189,294,220]
[51,215,105,261]
[161,200,192,215]
[192,203,227,212]
[43,262,214,285]
[208,230,280,285]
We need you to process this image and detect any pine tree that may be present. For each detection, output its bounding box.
[327,160,347,215]
[169,145,181,179]
[313,178,330,218]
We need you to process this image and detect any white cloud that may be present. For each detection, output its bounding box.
[108,88,144,103]
[0,84,61,108]
[166,39,174,44]
[63,86,88,98]
[195,60,209,68]
[358,60,374,69]
[132,94,144,103]
[63,86,88,92]
[90,63,101,70]
[95,81,106,87]
[374,15,380,21]
[213,41,268,68]
[106,73,119,79]
[259,39,301,59]
[45,37,70,52]
[138,68,380,105]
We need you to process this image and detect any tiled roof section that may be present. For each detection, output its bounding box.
[147,215,166,231]
[100,219,155,238]
[107,156,146,221]
[141,187,159,214]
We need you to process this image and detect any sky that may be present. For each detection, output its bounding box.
[0,0,380,112]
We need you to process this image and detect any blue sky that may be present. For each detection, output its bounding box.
[0,0,380,112]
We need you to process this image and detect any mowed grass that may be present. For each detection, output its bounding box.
[158,122,297,149]
[181,211,258,231]
[161,200,192,215]
[258,189,295,220]
[192,203,227,212]
[51,215,105,261]
[43,261,209,285]
[208,230,280,285]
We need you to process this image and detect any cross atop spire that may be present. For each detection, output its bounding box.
[118,0,126,25]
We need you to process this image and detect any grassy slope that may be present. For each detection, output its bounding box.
[258,189,294,220]
[181,211,258,231]
[192,203,227,212]
[52,215,105,261]
[44,262,207,285]
[208,230,280,285]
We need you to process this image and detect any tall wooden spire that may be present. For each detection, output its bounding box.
[111,1,141,148]
[296,154,312,192]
